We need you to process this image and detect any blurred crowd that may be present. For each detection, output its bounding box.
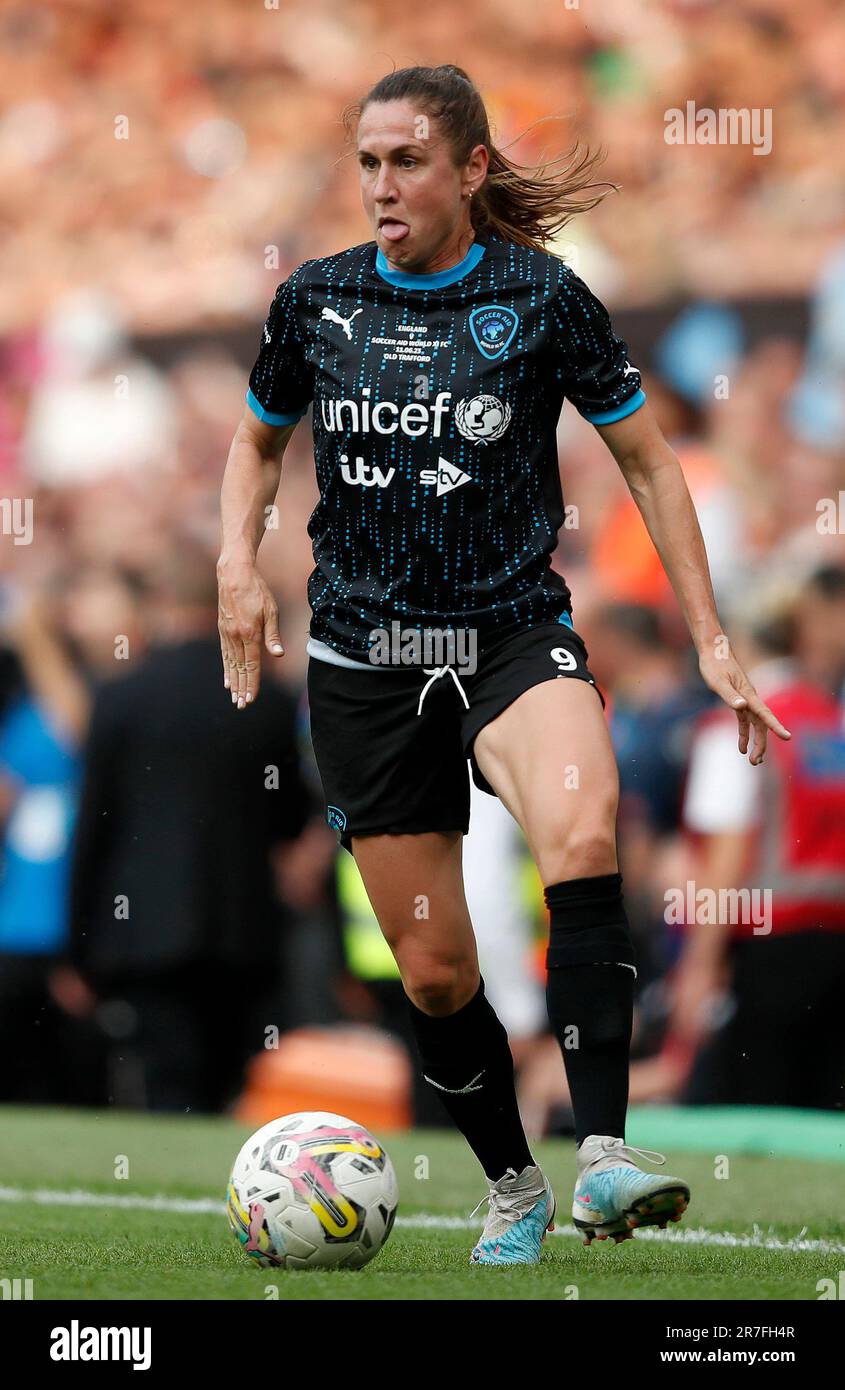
[1,0,845,1127]
[3,0,845,333]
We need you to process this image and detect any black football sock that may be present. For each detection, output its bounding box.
[544,874,635,1147]
[404,976,534,1182]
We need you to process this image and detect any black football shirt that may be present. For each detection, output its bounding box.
[246,233,645,662]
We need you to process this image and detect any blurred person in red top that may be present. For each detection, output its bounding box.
[667,566,845,1109]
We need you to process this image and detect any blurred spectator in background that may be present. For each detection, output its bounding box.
[519,571,845,1127]
[668,566,845,1110]
[587,602,715,980]
[65,540,315,1112]
[22,289,176,489]
[0,566,145,1103]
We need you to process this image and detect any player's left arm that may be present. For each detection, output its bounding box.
[595,401,791,763]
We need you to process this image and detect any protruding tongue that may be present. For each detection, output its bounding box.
[380,220,409,242]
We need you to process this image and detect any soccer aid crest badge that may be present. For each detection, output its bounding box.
[468,305,518,360]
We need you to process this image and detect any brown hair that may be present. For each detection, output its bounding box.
[343,63,616,253]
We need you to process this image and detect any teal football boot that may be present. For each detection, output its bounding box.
[469,1164,556,1265]
[573,1135,690,1245]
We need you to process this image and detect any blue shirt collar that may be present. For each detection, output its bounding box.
[374,239,486,290]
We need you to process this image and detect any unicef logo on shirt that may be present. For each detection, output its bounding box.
[454,394,512,445]
[468,305,519,360]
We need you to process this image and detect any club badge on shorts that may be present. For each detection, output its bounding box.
[327,805,347,832]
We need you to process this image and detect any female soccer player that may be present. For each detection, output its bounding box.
[218,64,789,1265]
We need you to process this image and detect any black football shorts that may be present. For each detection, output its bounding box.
[306,617,603,854]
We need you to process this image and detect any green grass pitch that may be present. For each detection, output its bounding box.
[0,1105,842,1300]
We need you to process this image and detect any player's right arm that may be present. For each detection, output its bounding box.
[217,405,297,709]
[219,272,313,708]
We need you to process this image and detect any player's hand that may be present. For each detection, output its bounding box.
[697,646,790,764]
[217,555,284,708]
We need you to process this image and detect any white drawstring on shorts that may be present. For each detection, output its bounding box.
[417,665,471,717]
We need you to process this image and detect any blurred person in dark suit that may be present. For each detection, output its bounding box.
[66,541,313,1112]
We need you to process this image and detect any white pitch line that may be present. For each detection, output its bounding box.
[0,1185,843,1256]
[401,1211,845,1254]
[0,1186,224,1215]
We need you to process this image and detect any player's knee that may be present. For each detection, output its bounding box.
[535,810,618,885]
[399,952,478,1016]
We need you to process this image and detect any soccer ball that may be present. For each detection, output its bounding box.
[226,1111,399,1270]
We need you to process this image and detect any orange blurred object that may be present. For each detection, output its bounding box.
[591,444,723,604]
[235,1026,412,1132]
[592,496,671,605]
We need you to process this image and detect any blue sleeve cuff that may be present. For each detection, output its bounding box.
[245,388,308,426]
[580,388,646,426]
